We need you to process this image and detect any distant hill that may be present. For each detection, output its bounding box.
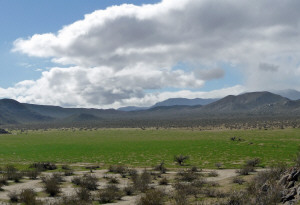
[272,89,300,100]
[118,106,148,112]
[1,91,300,127]
[152,98,218,107]
[118,97,218,111]
[203,92,289,113]
[0,99,52,124]
[62,113,101,122]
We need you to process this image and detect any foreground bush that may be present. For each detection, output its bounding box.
[5,165,18,180]
[19,189,39,205]
[72,174,98,190]
[25,169,40,180]
[136,189,165,205]
[42,175,61,196]
[132,170,152,192]
[75,187,91,202]
[176,169,200,182]
[8,191,19,203]
[98,184,123,203]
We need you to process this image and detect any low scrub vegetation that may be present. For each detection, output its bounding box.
[98,184,123,203]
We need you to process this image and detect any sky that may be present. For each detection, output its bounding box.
[1,0,300,108]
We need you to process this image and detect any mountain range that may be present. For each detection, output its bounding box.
[1,91,300,127]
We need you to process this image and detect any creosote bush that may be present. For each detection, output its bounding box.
[232,176,245,185]
[43,175,61,197]
[177,169,200,182]
[246,158,261,167]
[5,165,18,180]
[72,174,98,190]
[25,169,40,180]
[154,161,167,174]
[174,155,189,166]
[159,177,168,185]
[81,174,98,190]
[8,191,19,203]
[108,177,119,184]
[132,169,152,192]
[19,189,39,205]
[62,164,74,176]
[215,162,223,169]
[208,170,219,177]
[123,185,135,196]
[30,162,57,171]
[75,187,91,202]
[98,184,123,203]
[108,165,128,176]
[136,189,165,205]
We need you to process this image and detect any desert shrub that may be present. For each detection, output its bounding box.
[80,174,98,190]
[25,169,40,180]
[154,161,167,174]
[98,184,123,203]
[71,176,82,185]
[246,158,260,167]
[75,187,91,202]
[295,151,300,167]
[215,162,223,169]
[244,168,285,205]
[8,191,19,202]
[123,185,135,195]
[232,177,245,185]
[136,189,165,205]
[19,189,37,205]
[237,165,254,175]
[190,166,200,172]
[108,165,128,176]
[159,177,168,185]
[173,182,200,197]
[132,170,152,192]
[72,174,98,190]
[54,196,90,205]
[0,175,8,186]
[108,177,119,184]
[12,171,23,183]
[128,168,138,177]
[30,162,57,171]
[52,172,65,183]
[207,181,219,187]
[177,169,199,182]
[5,165,17,180]
[62,164,74,176]
[203,188,226,198]
[85,165,100,171]
[174,155,189,166]
[223,191,248,205]
[61,164,71,170]
[172,190,189,205]
[191,178,206,188]
[43,176,61,196]
[63,169,74,176]
[208,170,219,177]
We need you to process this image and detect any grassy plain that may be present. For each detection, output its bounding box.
[0,128,299,168]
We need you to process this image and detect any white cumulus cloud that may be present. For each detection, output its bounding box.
[1,0,300,107]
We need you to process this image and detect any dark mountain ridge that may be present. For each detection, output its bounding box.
[1,91,300,127]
